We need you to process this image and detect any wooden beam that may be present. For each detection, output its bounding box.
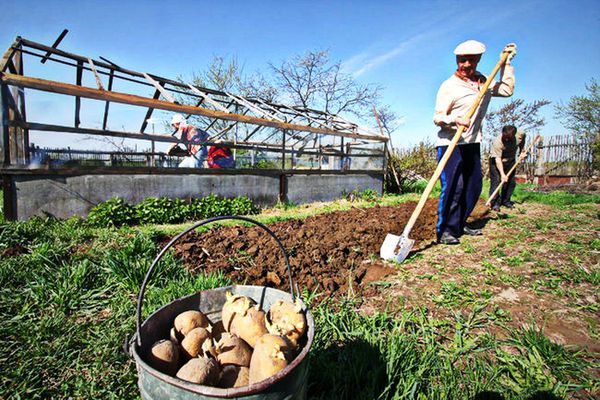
[1,73,386,142]
[225,92,284,122]
[1,85,10,165]
[140,89,162,133]
[102,69,115,130]
[75,61,83,128]
[21,121,180,144]
[143,73,177,103]
[14,121,384,159]
[15,48,29,163]
[99,56,120,68]
[41,29,68,63]
[186,84,230,113]
[87,58,105,90]
[0,39,20,73]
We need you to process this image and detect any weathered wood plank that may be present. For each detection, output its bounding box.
[1,73,386,142]
[1,85,11,165]
[40,29,68,63]
[87,58,105,90]
[102,69,115,130]
[75,61,83,127]
[140,89,162,133]
[0,38,21,72]
[186,84,230,113]
[143,73,177,103]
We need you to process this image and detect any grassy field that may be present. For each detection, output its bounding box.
[0,186,598,399]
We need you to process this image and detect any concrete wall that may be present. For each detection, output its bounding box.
[6,171,382,220]
[286,173,382,204]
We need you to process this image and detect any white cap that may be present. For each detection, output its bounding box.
[171,113,186,126]
[453,40,486,55]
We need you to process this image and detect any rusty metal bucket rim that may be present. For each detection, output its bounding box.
[130,284,315,398]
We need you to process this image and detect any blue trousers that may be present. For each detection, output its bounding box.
[436,143,482,239]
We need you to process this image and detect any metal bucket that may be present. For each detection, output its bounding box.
[129,216,315,400]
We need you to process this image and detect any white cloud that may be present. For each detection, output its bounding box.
[342,3,530,78]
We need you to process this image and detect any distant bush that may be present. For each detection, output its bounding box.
[254,159,279,169]
[86,195,259,227]
[386,141,437,194]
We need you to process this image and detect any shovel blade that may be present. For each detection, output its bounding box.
[380,233,415,263]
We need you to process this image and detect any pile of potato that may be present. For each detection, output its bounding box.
[146,292,307,388]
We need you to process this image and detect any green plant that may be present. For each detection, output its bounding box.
[385,141,437,194]
[254,159,279,169]
[135,197,189,224]
[87,197,137,227]
[188,194,258,219]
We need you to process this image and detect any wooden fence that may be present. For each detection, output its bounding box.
[393,133,596,186]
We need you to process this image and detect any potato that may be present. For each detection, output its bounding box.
[216,333,252,367]
[218,365,249,388]
[174,310,209,337]
[221,292,254,332]
[211,320,226,343]
[147,339,179,376]
[176,356,221,385]
[249,334,291,384]
[181,327,211,359]
[266,299,307,348]
[230,305,268,348]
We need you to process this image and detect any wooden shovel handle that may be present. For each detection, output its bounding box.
[486,133,541,206]
[402,51,511,237]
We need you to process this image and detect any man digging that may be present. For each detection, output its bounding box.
[433,40,517,245]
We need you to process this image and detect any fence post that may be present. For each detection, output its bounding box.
[534,136,545,185]
[0,84,10,166]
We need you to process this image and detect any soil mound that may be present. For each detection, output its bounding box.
[169,199,487,300]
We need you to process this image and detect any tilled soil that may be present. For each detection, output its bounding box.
[170,198,457,300]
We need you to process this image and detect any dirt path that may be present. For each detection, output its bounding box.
[169,199,599,352]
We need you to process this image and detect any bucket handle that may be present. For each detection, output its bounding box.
[135,215,296,347]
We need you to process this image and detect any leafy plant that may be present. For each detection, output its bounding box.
[135,197,189,224]
[86,197,137,227]
[86,195,259,227]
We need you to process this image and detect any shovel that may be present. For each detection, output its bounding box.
[380,49,512,262]
[485,133,541,207]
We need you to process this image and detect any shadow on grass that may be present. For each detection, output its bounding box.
[308,338,388,400]
[474,391,564,400]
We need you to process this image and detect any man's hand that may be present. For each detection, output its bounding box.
[501,173,508,183]
[502,43,517,63]
[518,152,527,162]
[455,116,471,129]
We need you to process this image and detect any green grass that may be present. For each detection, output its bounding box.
[511,183,600,206]
[0,185,598,399]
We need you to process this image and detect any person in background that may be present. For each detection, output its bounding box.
[489,125,526,211]
[167,114,209,168]
[433,39,517,244]
[207,141,235,169]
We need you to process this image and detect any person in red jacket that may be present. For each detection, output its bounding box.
[207,143,235,168]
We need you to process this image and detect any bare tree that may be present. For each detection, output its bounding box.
[374,105,401,136]
[555,78,600,173]
[187,56,278,101]
[270,50,380,117]
[484,98,551,139]
[555,78,599,138]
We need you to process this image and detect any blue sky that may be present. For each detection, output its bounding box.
[2,0,599,150]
